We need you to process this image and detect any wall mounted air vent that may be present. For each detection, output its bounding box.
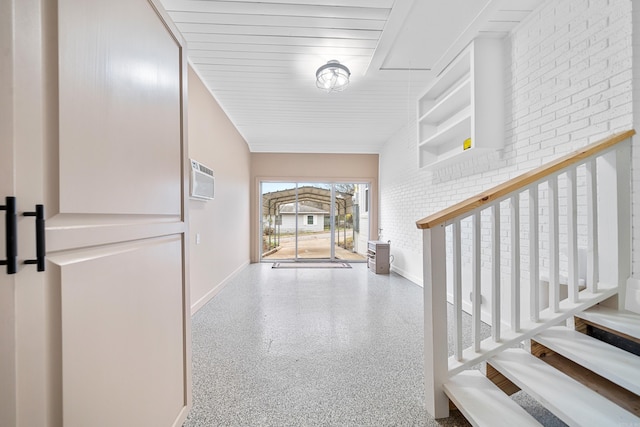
[190,159,214,200]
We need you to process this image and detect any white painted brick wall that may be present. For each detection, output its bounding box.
[380,0,634,291]
[633,0,640,277]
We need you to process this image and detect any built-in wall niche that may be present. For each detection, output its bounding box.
[417,38,504,170]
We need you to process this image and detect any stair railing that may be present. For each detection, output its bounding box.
[416,130,635,418]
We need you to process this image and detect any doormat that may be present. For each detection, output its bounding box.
[272,262,352,269]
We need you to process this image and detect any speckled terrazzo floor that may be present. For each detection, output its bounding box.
[184,263,565,427]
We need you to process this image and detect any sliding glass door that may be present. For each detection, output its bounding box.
[261,182,368,262]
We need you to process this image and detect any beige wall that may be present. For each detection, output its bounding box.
[250,153,379,262]
[188,66,251,313]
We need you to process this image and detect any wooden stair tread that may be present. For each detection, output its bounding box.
[489,348,639,427]
[535,326,640,395]
[443,370,542,427]
[576,306,640,341]
[530,342,640,417]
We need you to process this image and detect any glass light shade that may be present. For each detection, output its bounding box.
[316,60,350,92]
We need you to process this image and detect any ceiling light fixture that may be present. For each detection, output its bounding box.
[316,60,351,92]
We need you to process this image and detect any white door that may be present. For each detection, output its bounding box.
[0,1,17,425]
[2,1,191,426]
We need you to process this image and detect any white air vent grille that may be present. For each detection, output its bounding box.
[190,159,214,200]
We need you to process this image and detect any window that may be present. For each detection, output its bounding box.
[307,215,314,225]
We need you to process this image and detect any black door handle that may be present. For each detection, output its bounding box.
[24,204,45,272]
[0,196,17,274]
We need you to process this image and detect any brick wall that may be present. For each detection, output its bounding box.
[379,0,635,297]
[633,1,640,276]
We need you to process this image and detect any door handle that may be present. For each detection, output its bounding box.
[24,204,45,272]
[0,196,17,274]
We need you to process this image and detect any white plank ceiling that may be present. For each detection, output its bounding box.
[160,0,544,153]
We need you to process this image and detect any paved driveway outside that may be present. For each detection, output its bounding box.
[263,231,366,261]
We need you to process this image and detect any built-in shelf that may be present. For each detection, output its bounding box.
[419,107,471,148]
[417,38,504,170]
[418,49,471,117]
[419,77,471,126]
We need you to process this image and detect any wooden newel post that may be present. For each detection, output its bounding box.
[423,224,449,418]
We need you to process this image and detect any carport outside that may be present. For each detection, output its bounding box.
[261,182,368,262]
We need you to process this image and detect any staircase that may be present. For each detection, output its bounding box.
[480,308,640,426]
[415,130,640,426]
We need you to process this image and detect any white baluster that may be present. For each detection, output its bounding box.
[472,212,481,352]
[529,185,539,322]
[549,176,560,312]
[567,167,579,303]
[452,220,463,361]
[491,204,500,342]
[586,159,599,293]
[511,194,520,331]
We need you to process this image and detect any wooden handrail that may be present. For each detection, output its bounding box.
[416,129,635,229]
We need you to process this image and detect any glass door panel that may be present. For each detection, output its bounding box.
[261,182,297,261]
[296,183,332,259]
[334,183,367,261]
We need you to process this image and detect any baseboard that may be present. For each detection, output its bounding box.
[190,260,249,315]
[390,264,422,287]
[171,404,191,427]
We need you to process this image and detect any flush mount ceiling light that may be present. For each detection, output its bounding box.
[316,60,351,92]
